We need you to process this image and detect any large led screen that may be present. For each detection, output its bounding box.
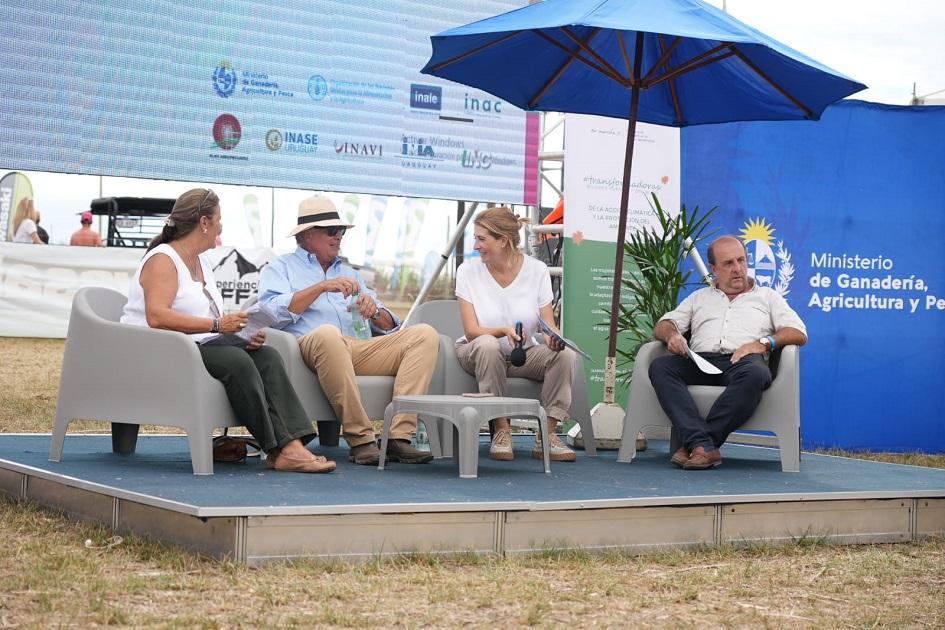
[0,1,537,204]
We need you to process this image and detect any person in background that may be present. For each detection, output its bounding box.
[455,206,577,462]
[258,196,439,467]
[120,188,335,474]
[11,198,44,244]
[35,212,49,244]
[70,211,103,246]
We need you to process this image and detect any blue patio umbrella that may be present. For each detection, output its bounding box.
[422,0,865,406]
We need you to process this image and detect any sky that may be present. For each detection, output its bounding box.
[703,0,945,105]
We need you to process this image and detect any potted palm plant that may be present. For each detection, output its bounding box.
[615,193,716,373]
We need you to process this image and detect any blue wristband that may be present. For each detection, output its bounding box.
[766,335,776,350]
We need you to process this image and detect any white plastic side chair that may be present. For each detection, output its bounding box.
[617,341,801,472]
[49,287,241,475]
[404,299,597,457]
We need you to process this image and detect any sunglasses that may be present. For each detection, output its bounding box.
[317,226,347,237]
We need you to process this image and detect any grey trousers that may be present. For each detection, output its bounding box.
[455,335,574,422]
[199,345,316,452]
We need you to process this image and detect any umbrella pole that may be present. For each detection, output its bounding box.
[586,34,644,450]
[602,83,641,407]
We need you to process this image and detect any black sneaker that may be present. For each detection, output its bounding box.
[383,439,433,464]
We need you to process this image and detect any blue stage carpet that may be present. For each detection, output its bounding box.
[2,434,944,513]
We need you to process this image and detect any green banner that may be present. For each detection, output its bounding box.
[561,236,638,408]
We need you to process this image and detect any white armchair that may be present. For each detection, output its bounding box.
[617,341,801,471]
[49,287,241,475]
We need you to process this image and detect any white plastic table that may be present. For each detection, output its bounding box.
[378,395,550,479]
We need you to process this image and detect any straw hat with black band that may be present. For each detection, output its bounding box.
[287,196,354,237]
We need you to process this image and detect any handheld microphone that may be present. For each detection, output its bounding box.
[510,321,526,367]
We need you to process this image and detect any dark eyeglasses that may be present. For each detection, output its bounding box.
[317,226,346,237]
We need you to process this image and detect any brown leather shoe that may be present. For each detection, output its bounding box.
[273,451,336,473]
[384,439,434,464]
[348,441,381,466]
[670,447,689,468]
[683,446,721,470]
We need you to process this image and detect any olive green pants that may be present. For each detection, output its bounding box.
[198,345,315,452]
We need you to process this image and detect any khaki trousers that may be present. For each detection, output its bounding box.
[298,323,439,447]
[455,335,574,422]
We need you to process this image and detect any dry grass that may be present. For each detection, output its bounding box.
[1,496,943,628]
[0,337,184,435]
[1,336,944,627]
[0,337,64,433]
[815,449,945,470]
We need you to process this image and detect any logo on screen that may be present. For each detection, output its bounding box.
[334,141,382,158]
[410,84,441,111]
[464,93,503,116]
[460,150,492,170]
[265,129,283,151]
[212,63,237,98]
[401,134,443,169]
[265,129,318,155]
[740,217,793,297]
[212,114,242,151]
[308,75,328,101]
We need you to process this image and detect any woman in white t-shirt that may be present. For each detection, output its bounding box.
[121,188,334,474]
[11,198,44,244]
[455,206,577,462]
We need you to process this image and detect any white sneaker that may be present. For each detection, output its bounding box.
[533,433,576,462]
[489,429,514,461]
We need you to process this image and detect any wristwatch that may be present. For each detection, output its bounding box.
[759,335,774,350]
[370,307,381,321]
[211,318,220,333]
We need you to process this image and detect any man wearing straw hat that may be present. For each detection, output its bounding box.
[259,196,439,466]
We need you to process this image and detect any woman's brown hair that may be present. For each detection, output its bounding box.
[148,188,219,251]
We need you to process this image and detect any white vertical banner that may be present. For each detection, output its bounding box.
[561,114,680,407]
[563,114,681,243]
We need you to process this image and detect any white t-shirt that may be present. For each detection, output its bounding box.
[454,255,553,355]
[120,243,224,342]
[12,219,37,243]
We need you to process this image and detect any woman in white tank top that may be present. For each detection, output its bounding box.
[121,188,334,473]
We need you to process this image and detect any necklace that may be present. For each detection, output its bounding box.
[171,243,201,281]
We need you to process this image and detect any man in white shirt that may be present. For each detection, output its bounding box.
[651,236,808,470]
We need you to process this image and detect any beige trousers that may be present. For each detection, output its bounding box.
[455,335,574,422]
[298,323,439,446]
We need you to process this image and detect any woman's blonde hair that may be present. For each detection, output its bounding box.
[473,206,529,264]
[12,198,38,234]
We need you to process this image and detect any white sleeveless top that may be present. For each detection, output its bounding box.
[120,243,224,342]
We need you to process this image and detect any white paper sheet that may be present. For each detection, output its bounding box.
[688,347,722,374]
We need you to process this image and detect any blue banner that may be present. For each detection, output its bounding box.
[682,100,945,452]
